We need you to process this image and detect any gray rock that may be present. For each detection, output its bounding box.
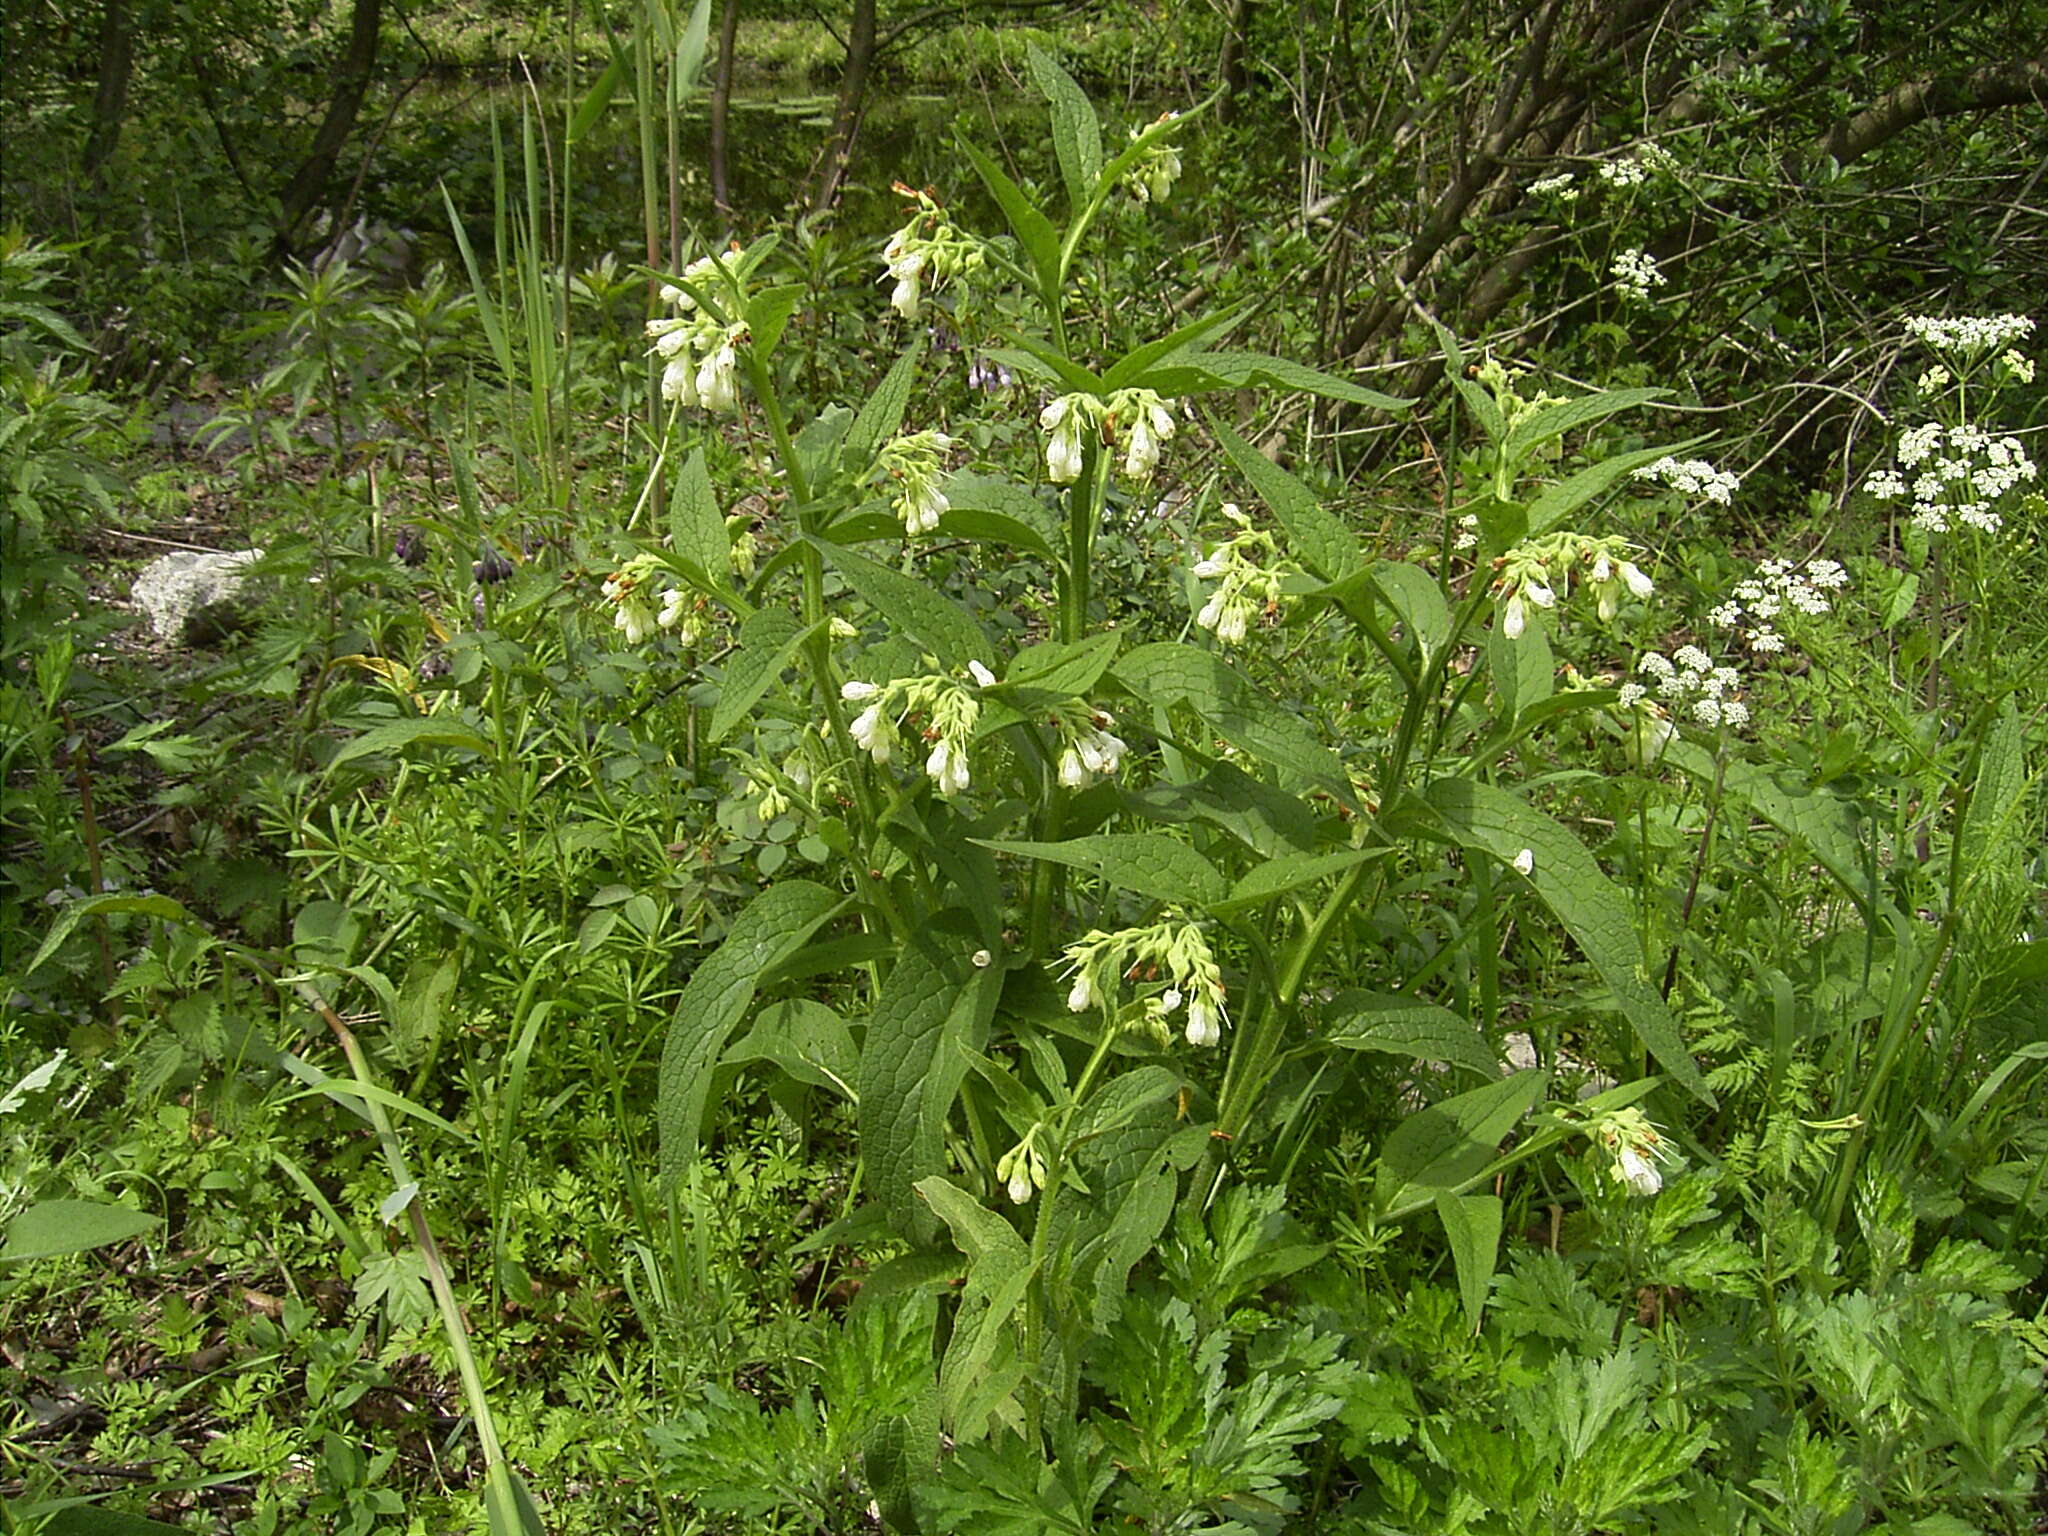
[131,549,264,645]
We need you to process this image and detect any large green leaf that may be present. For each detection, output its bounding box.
[2,1199,161,1262]
[1503,387,1667,461]
[26,892,210,978]
[1425,779,1712,1103]
[1213,847,1386,918]
[668,446,732,593]
[725,999,859,1102]
[1524,440,1705,539]
[845,338,925,471]
[658,882,843,1177]
[1321,990,1499,1079]
[1211,419,1362,582]
[1376,1069,1547,1217]
[1026,44,1102,216]
[327,717,491,772]
[998,633,1122,702]
[979,833,1228,908]
[1121,761,1317,858]
[707,608,816,744]
[1488,610,1555,722]
[818,538,992,672]
[919,1175,1035,1438]
[1114,641,1347,793]
[862,938,1002,1240]
[743,283,804,362]
[1372,561,1452,665]
[1154,350,1411,411]
[1664,741,1870,919]
[1103,306,1248,392]
[959,137,1062,300]
[1434,1191,1503,1333]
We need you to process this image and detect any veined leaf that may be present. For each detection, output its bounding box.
[1424,779,1712,1103]
[846,337,925,470]
[1000,633,1122,700]
[1162,350,1411,411]
[1114,641,1347,793]
[1,1200,161,1263]
[1524,439,1706,539]
[1664,741,1869,919]
[327,717,490,771]
[1376,1069,1547,1217]
[1503,386,1667,461]
[725,999,859,1102]
[1212,418,1362,582]
[1320,990,1498,1079]
[1372,561,1451,664]
[1435,1191,1503,1333]
[658,882,844,1178]
[977,833,1227,908]
[707,608,816,744]
[744,283,804,361]
[1026,44,1102,216]
[1103,306,1248,391]
[1213,847,1386,917]
[939,508,1056,560]
[863,939,1002,1240]
[817,538,992,671]
[668,446,731,592]
[959,137,1062,301]
[26,892,210,978]
[1488,612,1554,721]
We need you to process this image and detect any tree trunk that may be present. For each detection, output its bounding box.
[273,0,385,256]
[809,0,875,215]
[711,0,742,215]
[82,0,135,184]
[1217,0,1255,125]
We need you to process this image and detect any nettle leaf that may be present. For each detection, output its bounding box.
[1213,847,1386,918]
[1114,641,1347,795]
[658,882,844,1178]
[1376,1069,1548,1218]
[978,833,1228,908]
[845,337,924,470]
[1025,43,1102,215]
[1211,418,1362,583]
[863,938,1002,1241]
[668,447,733,593]
[707,608,817,744]
[817,538,991,671]
[1424,779,1712,1104]
[1320,990,1498,1079]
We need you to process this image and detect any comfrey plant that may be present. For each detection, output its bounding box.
[586,54,1795,1525]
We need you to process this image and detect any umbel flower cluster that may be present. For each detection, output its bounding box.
[1040,388,1180,484]
[1189,502,1295,646]
[1708,558,1848,654]
[1632,455,1740,505]
[1867,315,2039,535]
[1061,916,1227,1047]
[1491,532,1655,639]
[644,249,754,412]
[878,185,987,321]
[1623,645,1748,731]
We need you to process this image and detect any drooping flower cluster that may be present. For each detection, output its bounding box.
[1707,557,1849,653]
[1901,313,2035,356]
[602,554,693,646]
[840,660,996,796]
[1491,532,1655,640]
[996,1124,1047,1205]
[874,429,957,536]
[1870,421,2037,535]
[744,747,814,824]
[1610,248,1666,303]
[1045,697,1130,789]
[878,185,987,321]
[1625,645,1748,730]
[1632,455,1740,505]
[1039,388,1181,486]
[1123,112,1184,204]
[1060,916,1227,1047]
[1587,1107,1680,1197]
[645,250,753,412]
[1190,502,1294,646]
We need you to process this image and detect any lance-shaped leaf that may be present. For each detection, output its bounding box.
[1524,438,1707,540]
[667,446,732,593]
[1664,740,1871,920]
[977,833,1228,908]
[707,608,817,744]
[1434,1191,1503,1334]
[863,938,1002,1240]
[998,632,1121,702]
[1320,990,1499,1080]
[1211,418,1362,582]
[1026,43,1102,215]
[1212,847,1387,918]
[327,717,491,772]
[1114,641,1347,794]
[1150,350,1411,411]
[2,1200,162,1263]
[658,882,843,1178]
[845,337,925,470]
[815,537,991,672]
[1376,1069,1547,1218]
[1502,386,1666,462]
[919,1174,1035,1438]
[1424,779,1712,1104]
[959,136,1062,302]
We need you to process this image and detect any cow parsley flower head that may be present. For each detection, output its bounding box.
[1902,313,2034,357]
[1633,455,1740,504]
[1635,643,1748,731]
[1611,248,1666,303]
[1709,557,1850,654]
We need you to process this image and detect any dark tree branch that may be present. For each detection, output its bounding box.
[1821,56,2048,167]
[274,0,385,254]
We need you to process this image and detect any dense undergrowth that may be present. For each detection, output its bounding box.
[5,21,2048,1536]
